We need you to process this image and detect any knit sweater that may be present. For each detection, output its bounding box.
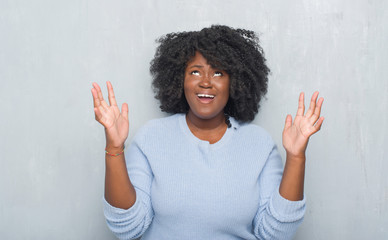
[103,113,305,240]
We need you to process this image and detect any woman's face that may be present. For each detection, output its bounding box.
[184,51,230,121]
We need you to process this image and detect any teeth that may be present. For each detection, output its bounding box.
[197,94,215,98]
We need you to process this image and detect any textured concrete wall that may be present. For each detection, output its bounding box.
[1,0,387,239]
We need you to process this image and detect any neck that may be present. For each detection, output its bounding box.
[186,110,226,131]
[185,111,227,144]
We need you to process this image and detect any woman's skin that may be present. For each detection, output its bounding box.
[280,91,324,200]
[184,52,230,144]
[92,81,135,209]
[91,51,324,208]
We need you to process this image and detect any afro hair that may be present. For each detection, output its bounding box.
[150,25,270,123]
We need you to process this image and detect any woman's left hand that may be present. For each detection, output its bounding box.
[282,91,324,160]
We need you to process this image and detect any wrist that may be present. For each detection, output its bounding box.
[105,144,125,152]
[286,153,306,165]
[105,145,125,157]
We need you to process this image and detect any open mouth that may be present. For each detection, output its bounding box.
[196,93,215,103]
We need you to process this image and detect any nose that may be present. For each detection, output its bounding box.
[199,74,212,88]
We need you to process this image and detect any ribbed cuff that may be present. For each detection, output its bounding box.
[269,190,306,222]
[103,196,141,222]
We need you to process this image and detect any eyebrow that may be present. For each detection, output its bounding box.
[188,65,204,69]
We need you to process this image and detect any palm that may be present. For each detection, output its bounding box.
[282,92,324,158]
[92,81,129,148]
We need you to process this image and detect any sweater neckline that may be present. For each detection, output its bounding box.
[178,113,236,150]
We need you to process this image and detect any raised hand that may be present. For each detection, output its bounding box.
[282,91,324,159]
[91,81,129,149]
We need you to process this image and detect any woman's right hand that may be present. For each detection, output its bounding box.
[91,81,129,150]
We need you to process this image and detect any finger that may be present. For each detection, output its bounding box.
[296,92,305,116]
[91,88,101,108]
[92,82,102,99]
[283,114,292,131]
[121,103,129,120]
[305,91,319,118]
[107,81,118,107]
[94,107,103,122]
[92,82,109,109]
[310,97,324,124]
[313,116,324,133]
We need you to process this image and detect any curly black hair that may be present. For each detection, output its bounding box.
[150,25,270,122]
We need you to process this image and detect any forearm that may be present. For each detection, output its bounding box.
[104,146,137,209]
[279,155,306,201]
[254,151,306,240]
[103,140,155,239]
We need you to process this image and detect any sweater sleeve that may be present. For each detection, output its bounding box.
[103,135,154,240]
[252,144,305,240]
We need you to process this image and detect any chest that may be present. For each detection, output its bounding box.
[146,144,267,227]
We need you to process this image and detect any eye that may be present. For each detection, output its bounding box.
[191,70,200,76]
[214,71,223,77]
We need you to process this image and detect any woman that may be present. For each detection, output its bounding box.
[91,25,324,240]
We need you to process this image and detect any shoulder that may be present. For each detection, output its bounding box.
[141,113,181,132]
[132,114,182,144]
[227,118,280,168]
[238,122,271,138]
[228,117,277,157]
[232,118,274,145]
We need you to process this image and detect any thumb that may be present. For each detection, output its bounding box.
[121,103,129,120]
[284,114,292,131]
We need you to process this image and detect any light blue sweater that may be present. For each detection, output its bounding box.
[103,114,305,240]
